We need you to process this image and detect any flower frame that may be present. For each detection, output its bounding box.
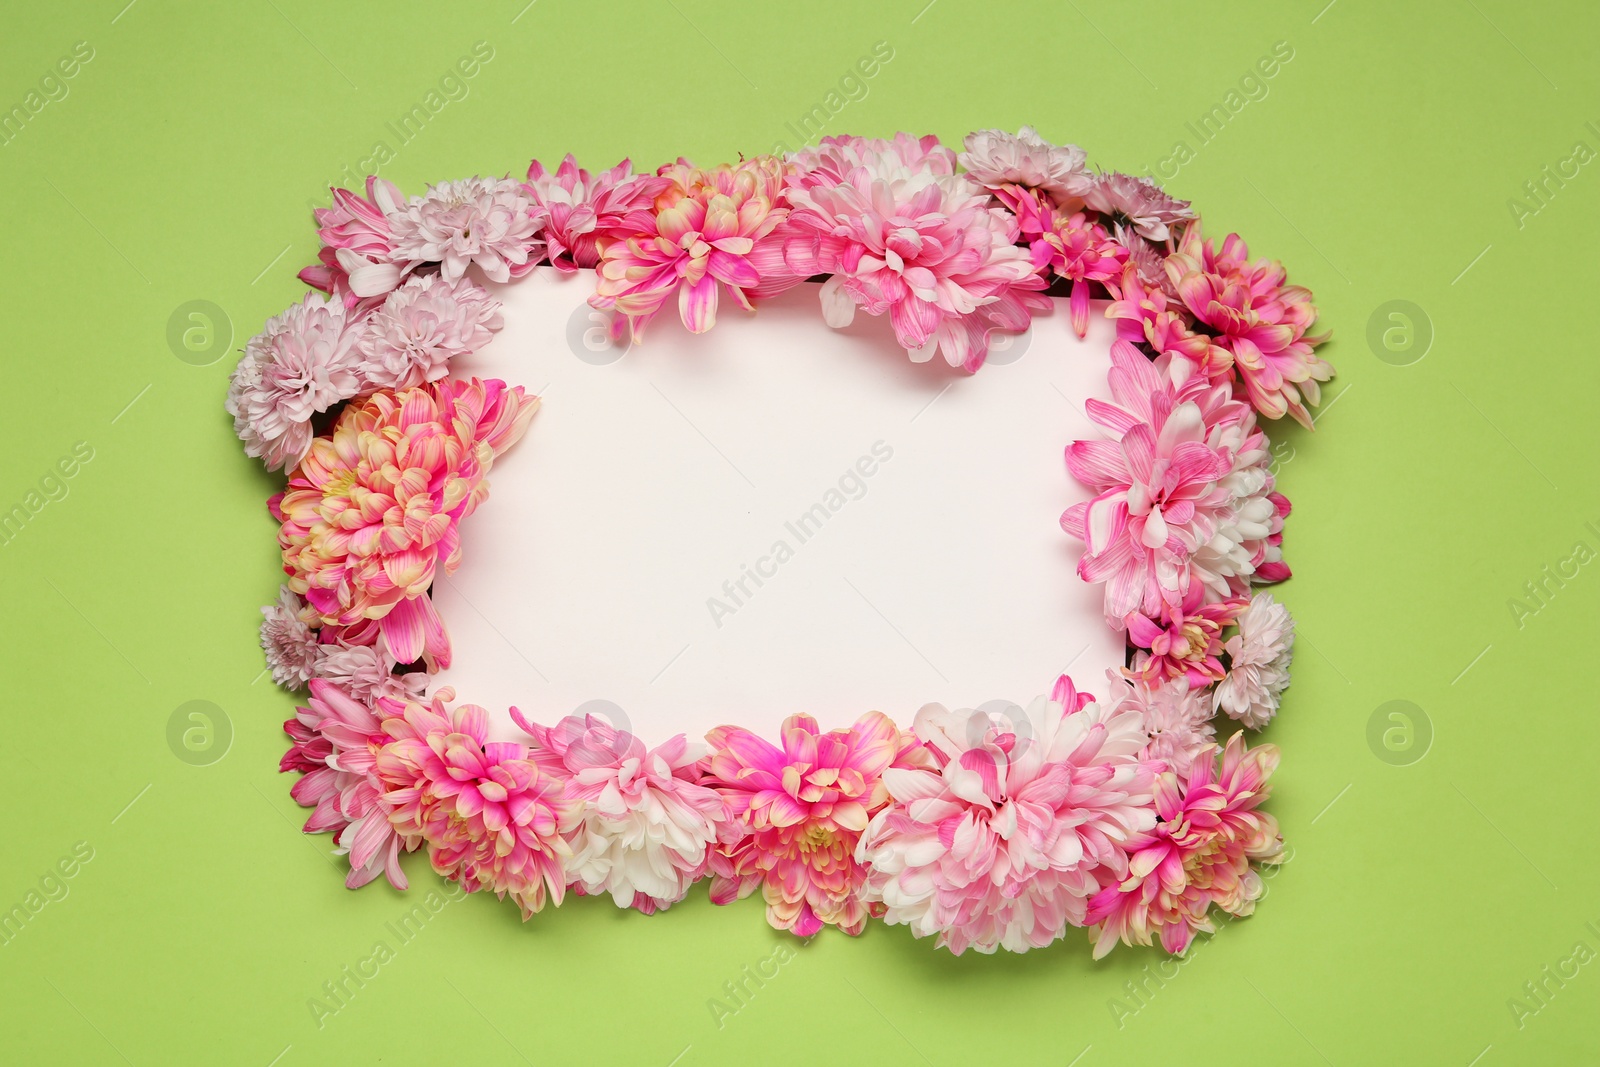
[239,129,1331,958]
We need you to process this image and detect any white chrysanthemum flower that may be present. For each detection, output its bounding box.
[387,177,545,283]
[1215,592,1295,728]
[1194,465,1278,590]
[1189,406,1282,600]
[357,273,504,390]
[565,804,719,909]
[516,713,730,913]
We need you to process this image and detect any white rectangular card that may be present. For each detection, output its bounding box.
[434,266,1122,743]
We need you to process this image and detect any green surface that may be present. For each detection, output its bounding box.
[3,1,1596,1064]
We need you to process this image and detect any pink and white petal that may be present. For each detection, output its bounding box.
[679,275,719,334]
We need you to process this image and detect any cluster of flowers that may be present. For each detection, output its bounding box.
[239,127,1327,958]
[237,127,1328,396]
[281,674,1282,957]
[256,376,536,675]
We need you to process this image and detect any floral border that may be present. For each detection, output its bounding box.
[237,129,1331,957]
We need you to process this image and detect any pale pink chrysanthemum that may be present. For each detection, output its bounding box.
[1061,340,1286,623]
[1087,732,1284,957]
[1166,226,1333,428]
[281,678,411,889]
[857,679,1160,955]
[524,155,672,272]
[1084,172,1196,243]
[1215,592,1295,729]
[226,292,366,472]
[1087,175,1194,304]
[357,272,503,390]
[958,126,1094,207]
[781,134,1048,372]
[388,177,545,284]
[375,689,577,918]
[1127,589,1247,687]
[274,377,537,667]
[1103,668,1216,778]
[702,712,932,937]
[591,156,791,340]
[515,711,731,913]
[261,584,321,689]
[312,636,429,705]
[299,175,413,308]
[1113,222,1180,300]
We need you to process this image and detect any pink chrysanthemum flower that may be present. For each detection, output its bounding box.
[316,616,381,649]
[958,126,1094,208]
[524,155,671,272]
[261,584,321,688]
[591,156,791,340]
[1061,341,1285,623]
[357,273,503,390]
[777,133,960,296]
[281,678,411,889]
[514,711,731,913]
[299,175,412,307]
[791,133,957,189]
[1127,589,1247,687]
[375,690,577,918]
[1107,266,1228,380]
[1165,227,1333,428]
[1087,732,1284,957]
[1084,172,1196,243]
[274,378,537,667]
[857,680,1160,955]
[1215,592,1295,728]
[1103,668,1216,778]
[702,712,931,937]
[226,292,366,472]
[781,134,1047,372]
[1015,196,1130,338]
[312,636,429,705]
[388,177,545,284]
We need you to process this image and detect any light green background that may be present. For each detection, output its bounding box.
[3,1,1596,1063]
